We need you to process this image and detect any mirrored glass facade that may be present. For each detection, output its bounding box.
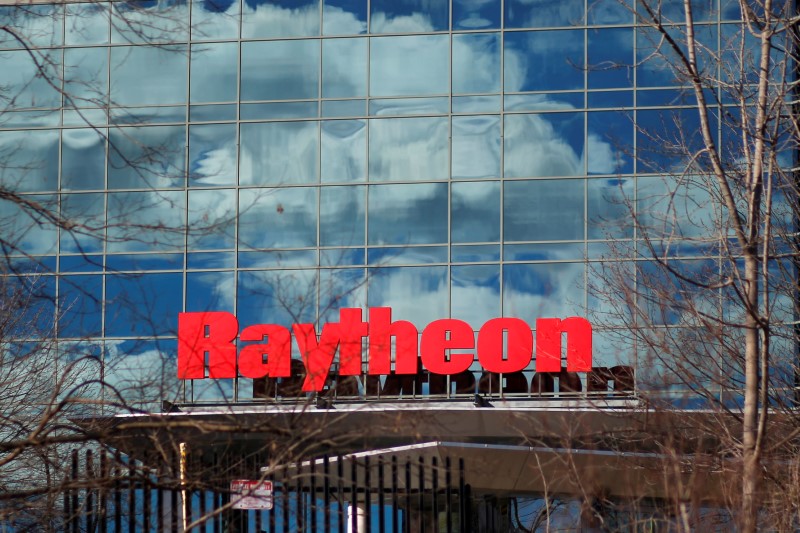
[0,0,750,404]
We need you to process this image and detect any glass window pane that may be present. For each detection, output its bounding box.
[239,187,318,249]
[0,49,62,109]
[192,0,240,40]
[107,191,186,252]
[0,129,58,192]
[65,47,108,106]
[504,113,585,178]
[369,117,448,181]
[452,265,500,325]
[189,124,237,186]
[504,179,585,242]
[368,183,447,245]
[323,0,366,35]
[588,178,634,240]
[452,181,500,243]
[62,128,106,190]
[110,45,187,106]
[637,108,706,172]
[242,0,320,38]
[505,0,583,27]
[370,0,448,32]
[60,193,105,253]
[111,0,189,43]
[454,0,500,30]
[240,121,319,185]
[452,115,500,179]
[320,185,364,246]
[637,176,717,239]
[319,268,366,322]
[7,276,56,334]
[321,120,366,182]
[66,2,110,45]
[0,194,58,255]
[588,111,633,175]
[105,273,182,336]
[588,28,633,89]
[322,37,367,98]
[108,126,186,189]
[187,271,235,312]
[191,42,238,103]
[241,40,319,101]
[0,4,63,48]
[503,263,586,319]
[453,33,500,94]
[370,35,448,97]
[504,30,584,92]
[367,266,448,328]
[58,275,103,338]
[588,0,633,25]
[238,269,318,325]
[188,189,236,250]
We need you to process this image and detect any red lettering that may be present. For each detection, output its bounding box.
[338,308,368,375]
[293,323,341,392]
[535,317,592,372]
[420,319,474,375]
[238,325,291,379]
[367,307,418,375]
[477,318,532,374]
[176,309,595,383]
[177,312,238,379]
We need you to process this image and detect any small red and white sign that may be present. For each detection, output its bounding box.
[230,480,273,510]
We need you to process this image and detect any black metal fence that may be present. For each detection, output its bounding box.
[63,449,473,532]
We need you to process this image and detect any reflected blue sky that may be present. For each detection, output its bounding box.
[0,0,757,411]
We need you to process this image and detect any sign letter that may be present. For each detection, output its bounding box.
[178,312,238,379]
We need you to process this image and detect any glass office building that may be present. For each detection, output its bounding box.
[0,0,760,405]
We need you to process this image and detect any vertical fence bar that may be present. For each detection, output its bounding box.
[391,456,399,533]
[378,457,385,533]
[157,471,164,533]
[432,457,439,533]
[282,468,290,533]
[170,451,178,533]
[458,459,465,533]
[99,451,108,533]
[323,456,331,533]
[350,458,358,533]
[128,460,135,533]
[310,458,317,532]
[143,468,151,532]
[198,487,207,530]
[269,481,276,533]
[296,462,304,533]
[445,457,452,533]
[86,450,94,533]
[337,455,345,533]
[71,450,79,533]
[418,457,425,533]
[463,484,471,533]
[365,456,371,533]
[114,450,122,533]
[404,459,411,533]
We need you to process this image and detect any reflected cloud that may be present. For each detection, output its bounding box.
[242,1,319,38]
[323,2,367,34]
[368,266,448,328]
[504,262,586,319]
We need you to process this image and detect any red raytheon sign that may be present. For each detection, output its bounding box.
[177,308,592,393]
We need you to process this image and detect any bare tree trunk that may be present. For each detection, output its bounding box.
[742,254,761,533]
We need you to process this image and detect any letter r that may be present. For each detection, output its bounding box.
[178,312,238,379]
